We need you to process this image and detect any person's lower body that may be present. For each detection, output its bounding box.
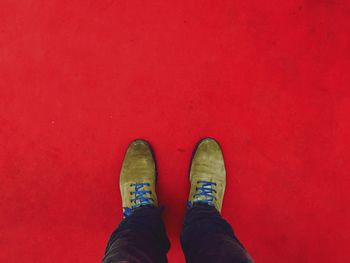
[102,206,170,263]
[181,203,253,263]
[102,204,253,263]
[102,138,254,262]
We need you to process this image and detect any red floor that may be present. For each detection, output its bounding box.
[1,1,350,262]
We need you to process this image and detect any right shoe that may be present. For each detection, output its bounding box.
[119,139,158,217]
[187,138,226,212]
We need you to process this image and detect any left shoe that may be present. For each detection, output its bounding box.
[187,138,226,212]
[119,139,158,217]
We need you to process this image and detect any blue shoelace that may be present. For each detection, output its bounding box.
[124,182,154,217]
[188,180,217,207]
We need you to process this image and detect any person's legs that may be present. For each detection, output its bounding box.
[181,138,253,263]
[103,206,170,263]
[181,203,253,263]
[102,139,170,263]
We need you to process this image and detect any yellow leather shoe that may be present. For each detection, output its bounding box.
[120,139,158,217]
[188,138,226,212]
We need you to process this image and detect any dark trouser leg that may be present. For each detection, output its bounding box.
[180,204,254,263]
[102,206,170,263]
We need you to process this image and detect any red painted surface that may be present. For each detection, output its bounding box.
[1,1,349,262]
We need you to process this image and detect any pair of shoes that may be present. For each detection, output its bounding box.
[120,138,226,217]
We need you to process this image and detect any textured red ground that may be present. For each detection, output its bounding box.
[1,0,350,262]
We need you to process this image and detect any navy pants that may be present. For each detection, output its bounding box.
[102,204,253,263]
